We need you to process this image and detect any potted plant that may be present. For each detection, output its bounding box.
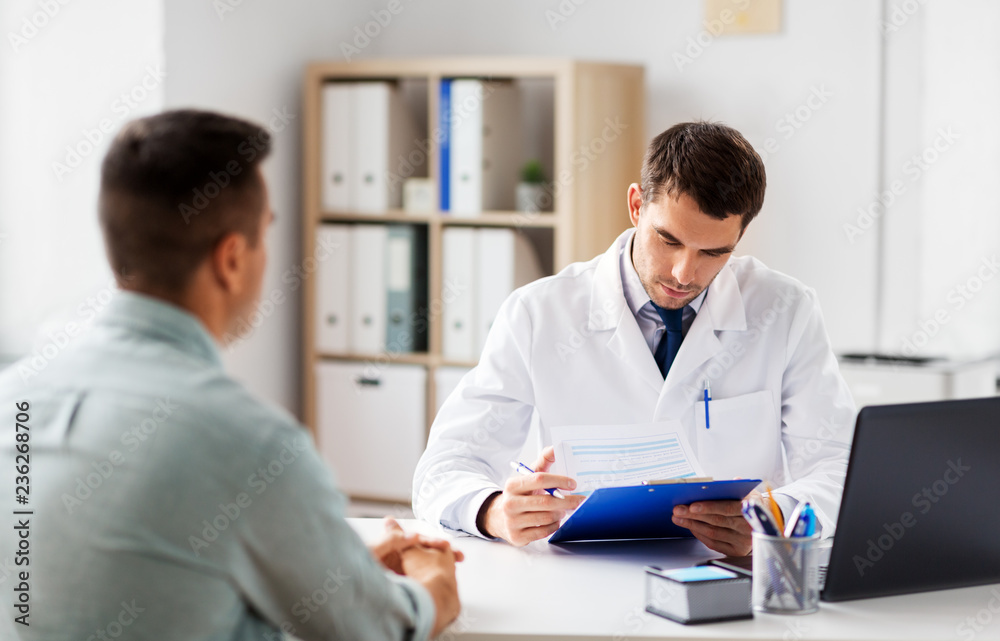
[516,160,548,213]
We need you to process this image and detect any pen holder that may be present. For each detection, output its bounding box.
[752,532,820,615]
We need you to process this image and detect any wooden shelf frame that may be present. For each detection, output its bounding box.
[301,58,645,492]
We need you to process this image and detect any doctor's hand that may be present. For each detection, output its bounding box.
[672,498,755,557]
[481,446,586,547]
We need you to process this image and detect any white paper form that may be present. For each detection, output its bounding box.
[548,423,705,495]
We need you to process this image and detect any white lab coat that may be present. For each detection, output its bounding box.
[413,229,856,538]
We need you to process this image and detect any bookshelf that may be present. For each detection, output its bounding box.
[302,57,645,502]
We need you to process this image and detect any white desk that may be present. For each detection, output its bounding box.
[349,518,1000,640]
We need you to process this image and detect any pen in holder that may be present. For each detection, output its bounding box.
[752,532,820,614]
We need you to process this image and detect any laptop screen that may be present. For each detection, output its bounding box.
[822,396,1000,602]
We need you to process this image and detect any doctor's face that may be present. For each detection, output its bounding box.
[627,184,744,310]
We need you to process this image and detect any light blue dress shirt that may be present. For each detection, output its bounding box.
[0,291,434,641]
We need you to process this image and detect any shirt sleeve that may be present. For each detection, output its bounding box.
[776,287,858,537]
[224,427,436,641]
[412,293,537,538]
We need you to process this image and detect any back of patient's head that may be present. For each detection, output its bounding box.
[99,109,272,297]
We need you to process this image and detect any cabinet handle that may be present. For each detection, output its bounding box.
[355,377,381,387]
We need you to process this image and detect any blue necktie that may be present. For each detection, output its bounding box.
[652,304,684,378]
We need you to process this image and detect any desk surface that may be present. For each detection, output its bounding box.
[349,518,1000,641]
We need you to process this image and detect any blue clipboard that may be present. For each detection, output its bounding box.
[548,479,761,543]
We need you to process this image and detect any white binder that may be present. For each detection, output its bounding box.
[315,362,427,501]
[353,82,423,212]
[442,227,477,362]
[314,224,351,352]
[474,228,545,354]
[320,84,353,211]
[350,224,387,354]
[449,80,523,216]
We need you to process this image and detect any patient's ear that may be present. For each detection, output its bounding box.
[210,231,250,295]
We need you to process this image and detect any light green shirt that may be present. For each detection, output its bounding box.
[0,291,434,641]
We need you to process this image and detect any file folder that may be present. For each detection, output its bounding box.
[442,227,476,361]
[350,224,388,354]
[350,82,425,212]
[438,78,452,212]
[314,224,351,352]
[449,80,522,215]
[320,83,353,211]
[385,224,428,353]
[474,228,545,353]
[548,479,761,543]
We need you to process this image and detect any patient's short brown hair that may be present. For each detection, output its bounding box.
[99,109,272,294]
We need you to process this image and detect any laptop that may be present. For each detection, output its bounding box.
[821,396,1000,601]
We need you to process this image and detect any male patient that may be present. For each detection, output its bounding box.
[0,110,459,640]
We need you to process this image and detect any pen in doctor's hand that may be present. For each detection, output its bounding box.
[703,379,711,429]
[510,461,566,499]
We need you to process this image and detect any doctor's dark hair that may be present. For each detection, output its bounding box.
[98,109,272,295]
[639,122,766,229]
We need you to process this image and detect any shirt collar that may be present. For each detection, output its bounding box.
[620,231,708,317]
[97,290,224,368]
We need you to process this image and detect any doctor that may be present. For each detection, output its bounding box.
[413,122,856,556]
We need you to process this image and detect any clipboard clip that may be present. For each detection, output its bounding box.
[643,477,715,485]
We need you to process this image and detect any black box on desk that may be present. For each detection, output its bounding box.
[644,565,752,624]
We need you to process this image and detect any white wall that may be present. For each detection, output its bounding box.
[161,0,379,413]
[340,0,884,353]
[162,0,886,415]
[879,0,1000,360]
[0,0,163,365]
[5,0,996,415]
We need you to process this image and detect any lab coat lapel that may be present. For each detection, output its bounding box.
[589,231,665,395]
[662,261,748,392]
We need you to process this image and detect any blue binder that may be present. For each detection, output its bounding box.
[548,479,761,544]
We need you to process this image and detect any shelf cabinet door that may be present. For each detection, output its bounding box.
[315,361,427,501]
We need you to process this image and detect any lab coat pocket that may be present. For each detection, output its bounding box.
[693,390,779,481]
